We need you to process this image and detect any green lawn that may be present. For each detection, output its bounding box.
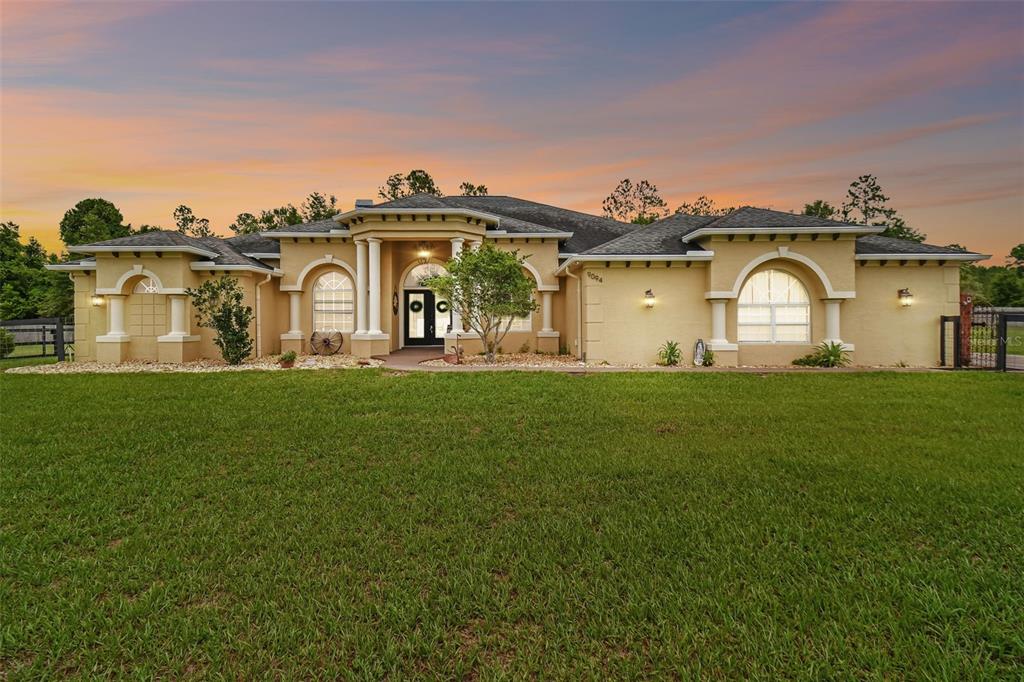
[1,370,1021,678]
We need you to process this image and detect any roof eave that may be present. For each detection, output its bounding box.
[45,262,96,271]
[68,244,220,259]
[555,250,715,275]
[190,262,281,274]
[689,225,882,239]
[259,229,352,239]
[855,252,988,262]
[333,207,502,226]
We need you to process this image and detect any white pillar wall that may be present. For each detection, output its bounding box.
[709,299,728,345]
[107,295,127,337]
[168,295,188,336]
[824,299,842,344]
[541,291,554,332]
[367,238,382,335]
[450,237,465,333]
[355,240,368,334]
[288,291,302,335]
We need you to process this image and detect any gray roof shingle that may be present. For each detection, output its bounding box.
[69,230,215,252]
[854,235,982,256]
[195,237,273,270]
[580,213,715,256]
[262,219,339,234]
[702,206,861,230]
[225,233,281,255]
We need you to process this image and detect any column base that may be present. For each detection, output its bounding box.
[351,333,390,358]
[707,339,738,352]
[536,331,560,354]
[708,349,738,367]
[280,333,304,355]
[95,335,130,363]
[157,336,200,363]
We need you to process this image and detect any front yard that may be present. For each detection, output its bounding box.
[1,370,1021,678]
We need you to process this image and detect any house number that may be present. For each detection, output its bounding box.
[587,272,603,283]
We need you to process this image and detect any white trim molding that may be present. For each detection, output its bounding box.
[707,247,856,300]
[190,262,280,275]
[69,244,219,258]
[333,206,503,227]
[242,252,281,259]
[45,261,96,271]
[687,225,884,240]
[96,266,172,295]
[555,251,715,275]
[855,252,987,262]
[281,255,356,291]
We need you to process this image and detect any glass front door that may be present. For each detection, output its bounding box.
[404,290,449,346]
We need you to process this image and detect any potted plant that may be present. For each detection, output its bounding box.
[279,350,297,368]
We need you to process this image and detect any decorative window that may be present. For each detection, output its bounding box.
[737,269,810,343]
[133,278,159,294]
[500,315,532,332]
[404,263,445,288]
[313,271,354,333]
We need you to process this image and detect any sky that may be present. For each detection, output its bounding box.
[2,1,1022,262]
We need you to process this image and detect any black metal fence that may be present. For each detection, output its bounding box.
[940,307,1023,371]
[0,317,73,361]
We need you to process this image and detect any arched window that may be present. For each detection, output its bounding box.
[404,263,445,288]
[313,271,354,332]
[133,278,159,294]
[737,269,809,343]
[128,278,165,338]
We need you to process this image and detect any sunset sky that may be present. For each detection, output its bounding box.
[2,1,1022,261]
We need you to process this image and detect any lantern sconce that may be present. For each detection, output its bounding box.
[644,289,656,309]
[898,288,914,307]
[416,241,432,262]
[90,294,105,307]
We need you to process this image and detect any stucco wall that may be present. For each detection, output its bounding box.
[844,263,959,366]
[581,263,711,365]
[703,236,857,296]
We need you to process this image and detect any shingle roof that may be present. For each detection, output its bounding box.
[225,233,280,255]
[580,213,715,256]
[702,206,861,230]
[69,230,214,251]
[854,235,983,256]
[262,219,339,234]
[195,237,273,270]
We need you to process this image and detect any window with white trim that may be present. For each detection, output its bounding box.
[313,271,354,332]
[500,314,532,332]
[737,269,810,343]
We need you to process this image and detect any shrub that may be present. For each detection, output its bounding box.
[186,276,253,365]
[658,340,681,366]
[0,328,14,358]
[701,348,715,367]
[793,341,851,368]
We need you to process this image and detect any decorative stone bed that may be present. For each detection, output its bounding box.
[4,354,383,374]
[418,353,657,369]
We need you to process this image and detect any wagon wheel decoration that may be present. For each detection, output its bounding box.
[309,331,343,355]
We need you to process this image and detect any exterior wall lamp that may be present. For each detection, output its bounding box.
[90,294,105,307]
[644,289,656,309]
[898,288,914,307]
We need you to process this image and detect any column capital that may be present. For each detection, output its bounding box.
[365,237,382,244]
[450,236,465,245]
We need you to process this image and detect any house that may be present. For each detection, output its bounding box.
[47,194,987,366]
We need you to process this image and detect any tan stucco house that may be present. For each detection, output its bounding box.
[48,194,987,367]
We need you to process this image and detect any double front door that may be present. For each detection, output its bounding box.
[404,290,450,346]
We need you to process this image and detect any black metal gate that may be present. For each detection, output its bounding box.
[941,308,1024,371]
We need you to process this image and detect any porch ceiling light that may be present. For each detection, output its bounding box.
[644,289,656,309]
[416,241,432,262]
[898,288,913,307]
[90,294,105,307]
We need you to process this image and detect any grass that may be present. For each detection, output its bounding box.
[1,370,1022,678]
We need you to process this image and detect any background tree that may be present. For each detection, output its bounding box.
[602,179,668,224]
[300,192,338,221]
[186,276,253,364]
[839,174,925,242]
[228,205,303,235]
[378,170,442,200]
[1008,243,1024,269]
[458,182,488,196]
[674,195,734,216]
[803,200,836,220]
[0,222,73,319]
[420,244,537,363]
[59,198,131,246]
[173,205,213,238]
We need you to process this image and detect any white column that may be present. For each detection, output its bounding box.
[824,299,842,344]
[541,291,554,332]
[449,237,465,333]
[288,291,302,335]
[367,238,382,335]
[107,295,127,337]
[169,295,188,336]
[355,240,368,334]
[706,298,738,350]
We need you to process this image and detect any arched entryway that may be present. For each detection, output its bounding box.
[399,261,450,347]
[126,276,166,360]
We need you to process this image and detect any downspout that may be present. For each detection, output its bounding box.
[255,273,273,357]
[565,265,584,361]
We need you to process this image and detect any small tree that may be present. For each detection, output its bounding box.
[803,200,836,220]
[420,244,537,363]
[674,195,734,216]
[174,205,213,238]
[186,276,253,364]
[378,169,442,200]
[458,181,488,196]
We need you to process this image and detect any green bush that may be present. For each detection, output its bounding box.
[701,348,715,367]
[186,276,253,365]
[793,341,851,368]
[658,340,681,366]
[279,350,297,363]
[0,328,14,358]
